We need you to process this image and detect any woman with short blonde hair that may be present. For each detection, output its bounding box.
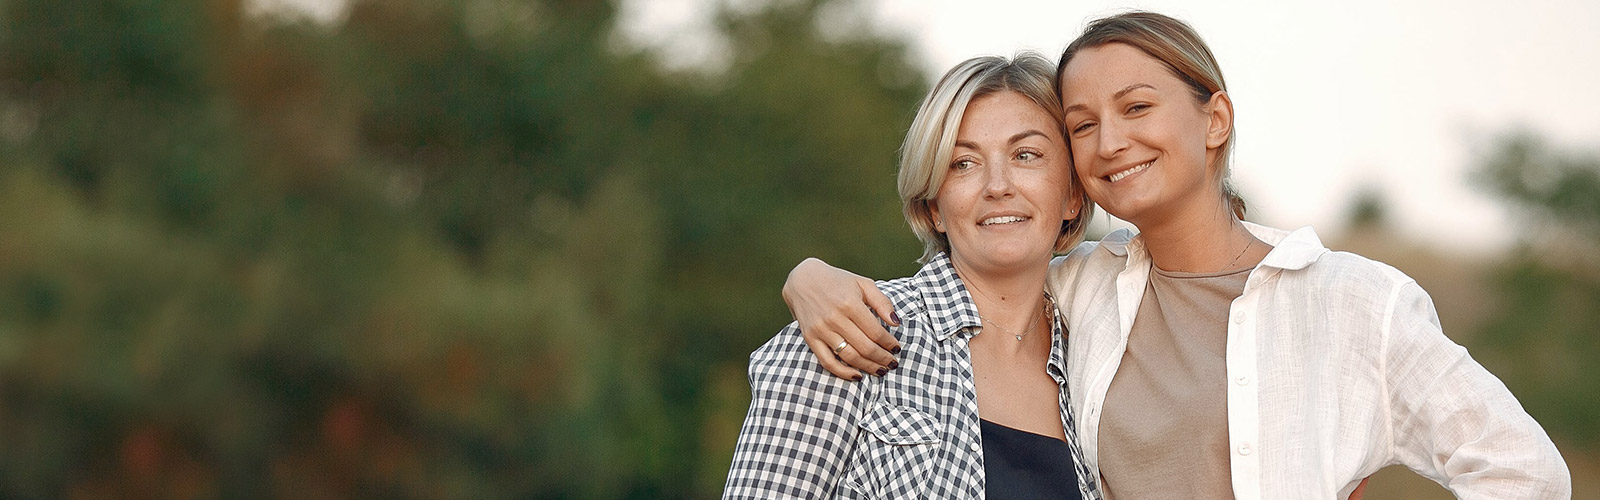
[898,55,1095,264]
[725,52,1099,499]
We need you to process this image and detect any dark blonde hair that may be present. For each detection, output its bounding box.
[1057,11,1246,218]
[901,53,1095,264]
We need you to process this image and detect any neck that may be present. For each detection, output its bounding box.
[952,258,1050,352]
[953,260,1048,313]
[1135,199,1258,273]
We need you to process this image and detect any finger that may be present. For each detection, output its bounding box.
[805,334,863,381]
[842,305,898,371]
[859,278,900,327]
[830,332,890,377]
[857,280,902,356]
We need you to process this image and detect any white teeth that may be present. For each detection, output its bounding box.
[980,215,1028,226]
[1108,161,1153,183]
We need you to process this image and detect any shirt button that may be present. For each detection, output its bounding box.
[1238,443,1252,456]
[969,441,981,452]
[1236,375,1250,386]
[1232,312,1245,324]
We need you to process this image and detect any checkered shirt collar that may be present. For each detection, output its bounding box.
[913,252,984,343]
[915,253,1062,351]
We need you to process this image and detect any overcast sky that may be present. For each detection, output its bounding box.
[618,0,1600,252]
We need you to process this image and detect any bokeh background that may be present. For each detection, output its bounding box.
[0,0,1595,498]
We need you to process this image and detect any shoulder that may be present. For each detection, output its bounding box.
[747,321,864,397]
[1294,250,1418,295]
[1047,233,1129,297]
[1050,231,1129,269]
[874,274,924,305]
[749,321,812,369]
[868,273,923,317]
[1277,250,1438,333]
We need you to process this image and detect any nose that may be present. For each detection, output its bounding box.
[1096,118,1130,160]
[983,162,1015,199]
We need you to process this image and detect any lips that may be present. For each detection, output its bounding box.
[1106,160,1153,183]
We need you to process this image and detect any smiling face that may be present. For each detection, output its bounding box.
[1059,42,1232,227]
[928,91,1081,275]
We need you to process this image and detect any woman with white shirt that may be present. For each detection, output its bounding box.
[777,11,1570,499]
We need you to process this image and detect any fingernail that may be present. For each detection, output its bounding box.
[875,368,887,377]
[888,361,899,370]
[891,312,901,324]
[890,345,902,355]
[851,374,863,382]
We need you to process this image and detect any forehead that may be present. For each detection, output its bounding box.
[957,91,1060,137]
[1059,43,1177,103]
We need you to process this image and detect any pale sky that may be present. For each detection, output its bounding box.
[619,0,1600,253]
[257,0,1600,252]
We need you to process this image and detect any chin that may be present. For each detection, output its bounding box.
[974,248,1053,269]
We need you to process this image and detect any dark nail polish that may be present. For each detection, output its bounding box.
[890,345,902,355]
[888,361,899,370]
[891,312,901,324]
[851,374,863,382]
[875,368,887,377]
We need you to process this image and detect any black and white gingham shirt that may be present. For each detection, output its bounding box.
[724,253,1101,499]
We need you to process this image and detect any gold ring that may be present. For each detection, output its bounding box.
[833,340,849,356]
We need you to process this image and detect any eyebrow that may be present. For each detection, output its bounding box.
[1063,83,1158,114]
[1113,83,1156,100]
[954,130,1050,151]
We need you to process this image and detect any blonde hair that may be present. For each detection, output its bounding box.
[1057,11,1247,218]
[900,53,1095,264]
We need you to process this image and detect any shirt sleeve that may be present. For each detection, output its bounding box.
[1382,280,1572,499]
[723,322,872,499]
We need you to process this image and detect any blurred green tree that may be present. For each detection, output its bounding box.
[1473,130,1600,446]
[0,0,924,497]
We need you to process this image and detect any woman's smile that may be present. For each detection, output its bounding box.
[1105,160,1154,183]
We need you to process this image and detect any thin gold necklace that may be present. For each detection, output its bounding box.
[1224,235,1257,270]
[978,293,1049,341]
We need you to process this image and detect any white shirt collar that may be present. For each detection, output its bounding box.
[1092,221,1328,271]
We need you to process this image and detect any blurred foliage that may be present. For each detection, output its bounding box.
[1343,183,1389,230]
[0,0,924,497]
[1,0,1594,498]
[1472,131,1600,447]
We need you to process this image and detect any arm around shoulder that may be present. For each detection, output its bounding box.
[1381,280,1571,498]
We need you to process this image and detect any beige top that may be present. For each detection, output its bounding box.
[1097,265,1250,500]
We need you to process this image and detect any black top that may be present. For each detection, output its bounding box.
[981,419,1084,500]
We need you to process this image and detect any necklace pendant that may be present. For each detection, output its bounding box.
[1015,334,1023,341]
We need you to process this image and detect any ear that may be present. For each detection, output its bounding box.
[928,201,946,233]
[1204,90,1233,149]
[1063,190,1084,223]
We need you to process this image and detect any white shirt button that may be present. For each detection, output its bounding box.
[969,441,981,452]
[1232,312,1245,324]
[1236,375,1250,386]
[1238,443,1252,455]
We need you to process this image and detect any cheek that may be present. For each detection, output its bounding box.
[1068,140,1093,174]
[1173,111,1214,153]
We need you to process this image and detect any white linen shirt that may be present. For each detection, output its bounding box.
[1046,223,1571,499]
